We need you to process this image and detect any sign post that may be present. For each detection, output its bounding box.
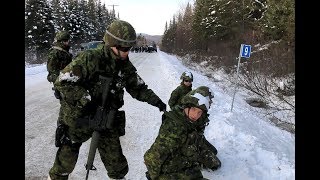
[231,44,251,111]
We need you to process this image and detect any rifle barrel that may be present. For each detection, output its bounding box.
[85,131,101,177]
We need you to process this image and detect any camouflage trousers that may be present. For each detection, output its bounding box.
[49,126,128,180]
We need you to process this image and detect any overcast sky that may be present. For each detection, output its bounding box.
[26,49,294,179]
[102,0,192,35]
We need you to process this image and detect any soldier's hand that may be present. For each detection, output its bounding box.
[54,89,62,99]
[156,101,166,112]
[78,93,91,107]
[199,151,221,171]
[145,171,152,180]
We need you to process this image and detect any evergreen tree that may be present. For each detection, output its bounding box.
[161,18,177,53]
[25,0,55,63]
[136,33,147,47]
[60,0,71,30]
[87,0,98,40]
[164,21,168,33]
[66,0,82,47]
[78,0,90,42]
[95,0,115,41]
[175,12,184,51]
[182,3,194,51]
[51,0,63,31]
[192,0,211,50]
[96,0,104,40]
[260,0,294,42]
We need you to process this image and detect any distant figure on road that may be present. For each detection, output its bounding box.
[144,86,221,180]
[47,20,166,180]
[168,71,193,110]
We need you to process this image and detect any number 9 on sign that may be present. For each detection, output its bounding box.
[240,44,251,58]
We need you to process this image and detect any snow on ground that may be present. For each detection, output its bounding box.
[25,50,294,180]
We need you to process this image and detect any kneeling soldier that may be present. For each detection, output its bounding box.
[144,86,221,180]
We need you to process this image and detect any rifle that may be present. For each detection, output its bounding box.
[85,75,116,180]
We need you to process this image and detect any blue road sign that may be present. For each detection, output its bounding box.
[240,44,251,58]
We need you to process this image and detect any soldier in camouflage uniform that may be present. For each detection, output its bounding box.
[47,30,73,87]
[168,71,193,110]
[168,75,216,153]
[144,86,221,180]
[47,20,167,180]
[46,30,73,144]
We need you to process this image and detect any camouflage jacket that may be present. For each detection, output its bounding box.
[144,109,216,179]
[47,42,73,83]
[54,44,163,127]
[168,84,192,109]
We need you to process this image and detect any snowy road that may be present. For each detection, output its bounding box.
[25,50,295,180]
[25,51,174,180]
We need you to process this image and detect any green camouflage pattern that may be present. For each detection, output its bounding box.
[181,86,213,112]
[55,30,70,41]
[144,110,221,179]
[47,44,73,83]
[50,43,163,179]
[49,127,128,180]
[180,71,193,81]
[168,84,192,109]
[54,44,163,128]
[103,20,136,47]
[197,86,214,106]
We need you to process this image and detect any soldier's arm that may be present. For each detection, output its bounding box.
[125,71,162,106]
[54,52,92,107]
[47,50,60,83]
[144,118,185,179]
[168,87,180,109]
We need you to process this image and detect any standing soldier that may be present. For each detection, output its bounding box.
[47,30,73,99]
[144,86,221,180]
[46,30,73,150]
[168,71,193,110]
[47,20,166,180]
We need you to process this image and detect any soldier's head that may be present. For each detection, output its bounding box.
[54,30,71,49]
[196,86,214,107]
[180,71,193,86]
[54,30,70,42]
[181,86,214,122]
[103,20,136,60]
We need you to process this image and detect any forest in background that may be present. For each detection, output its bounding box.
[25,0,117,64]
[25,0,295,131]
[159,0,295,131]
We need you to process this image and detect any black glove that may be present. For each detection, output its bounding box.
[54,89,62,99]
[52,87,62,99]
[156,100,166,112]
[145,171,151,180]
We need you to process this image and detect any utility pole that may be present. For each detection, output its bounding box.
[108,4,119,17]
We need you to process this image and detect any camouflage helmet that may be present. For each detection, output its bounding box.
[180,71,193,82]
[103,20,136,47]
[54,30,70,41]
[181,86,214,111]
[197,86,214,106]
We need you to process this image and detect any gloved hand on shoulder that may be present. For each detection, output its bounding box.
[155,100,166,112]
